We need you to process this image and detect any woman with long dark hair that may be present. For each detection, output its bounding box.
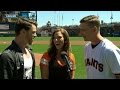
[40,27,76,79]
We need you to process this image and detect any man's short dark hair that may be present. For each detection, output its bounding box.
[15,18,37,36]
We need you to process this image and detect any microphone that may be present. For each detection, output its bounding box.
[61,51,72,72]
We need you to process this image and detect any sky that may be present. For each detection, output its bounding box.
[35,11,120,27]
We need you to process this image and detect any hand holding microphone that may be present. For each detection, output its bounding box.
[61,51,72,72]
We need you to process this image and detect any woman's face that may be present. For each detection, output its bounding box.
[53,31,64,51]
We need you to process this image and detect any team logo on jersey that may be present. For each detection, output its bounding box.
[85,58,103,72]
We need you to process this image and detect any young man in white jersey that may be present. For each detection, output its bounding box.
[0,18,37,79]
[79,15,120,79]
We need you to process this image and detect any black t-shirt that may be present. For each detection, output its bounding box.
[49,57,71,79]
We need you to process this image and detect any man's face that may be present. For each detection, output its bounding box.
[26,24,37,45]
[79,23,94,41]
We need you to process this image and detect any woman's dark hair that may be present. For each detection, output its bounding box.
[48,27,71,57]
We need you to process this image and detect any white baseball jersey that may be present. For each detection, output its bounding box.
[85,38,120,79]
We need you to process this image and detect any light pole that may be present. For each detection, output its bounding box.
[62,14,63,26]
[110,11,113,24]
[72,19,74,25]
[35,11,37,22]
[54,11,56,26]
[59,11,60,26]
[110,11,113,37]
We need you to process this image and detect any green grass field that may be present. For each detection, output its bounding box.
[0,37,120,79]
[0,36,120,41]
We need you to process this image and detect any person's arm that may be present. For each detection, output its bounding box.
[70,69,75,79]
[105,48,120,79]
[0,53,14,79]
[40,58,49,79]
[69,53,76,79]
